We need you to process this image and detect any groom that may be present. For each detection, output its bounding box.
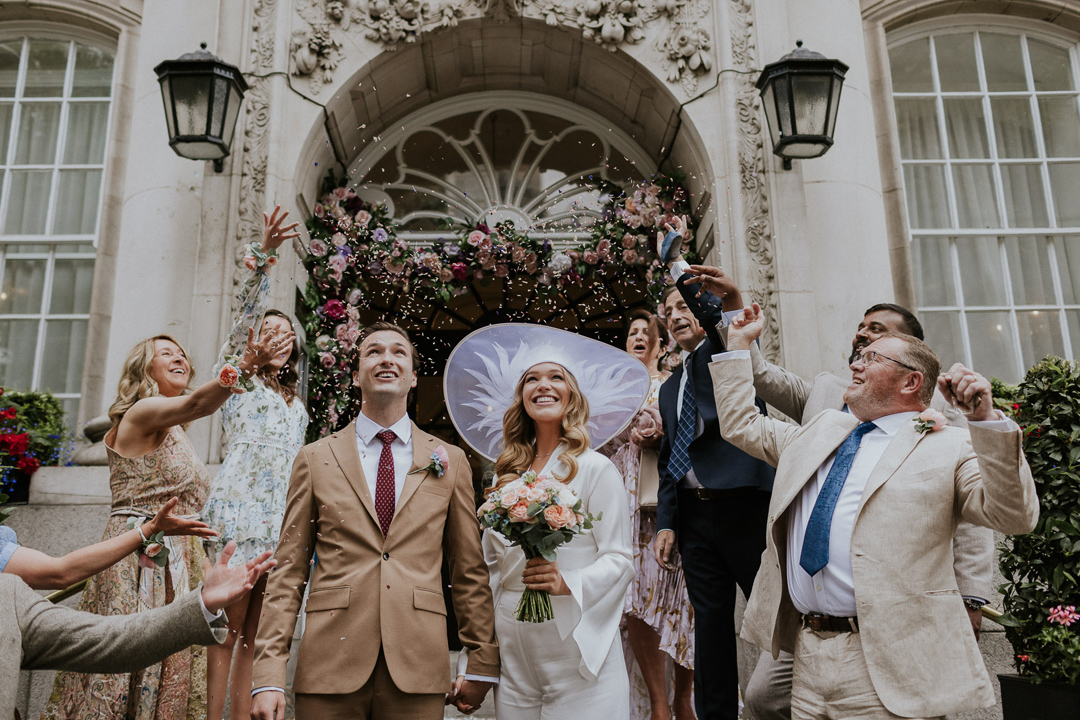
[251,321,499,719]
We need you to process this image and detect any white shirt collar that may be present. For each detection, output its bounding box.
[354,410,412,445]
[863,410,920,436]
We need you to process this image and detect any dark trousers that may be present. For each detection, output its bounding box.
[678,487,771,720]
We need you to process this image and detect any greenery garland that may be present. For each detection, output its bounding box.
[298,171,697,440]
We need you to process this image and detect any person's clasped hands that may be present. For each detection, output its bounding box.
[630,405,663,449]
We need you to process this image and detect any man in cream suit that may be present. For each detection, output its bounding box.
[710,304,1038,719]
[5,542,272,720]
[252,322,499,720]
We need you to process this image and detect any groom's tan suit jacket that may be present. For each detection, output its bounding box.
[745,343,995,600]
[710,357,1039,718]
[252,421,499,696]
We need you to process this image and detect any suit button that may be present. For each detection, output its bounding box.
[383,552,389,560]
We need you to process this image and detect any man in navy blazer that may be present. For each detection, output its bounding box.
[653,225,775,720]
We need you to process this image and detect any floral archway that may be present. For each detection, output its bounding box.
[298,171,697,443]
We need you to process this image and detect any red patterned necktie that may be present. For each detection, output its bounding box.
[375,430,397,537]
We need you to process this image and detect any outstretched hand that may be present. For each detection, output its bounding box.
[200,540,275,614]
[262,205,301,253]
[683,264,743,307]
[655,214,691,264]
[144,497,217,540]
[242,325,295,374]
[938,363,995,421]
[726,302,764,352]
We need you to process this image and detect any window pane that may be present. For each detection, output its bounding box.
[1029,39,1073,92]
[1005,236,1055,305]
[0,41,20,97]
[944,99,989,158]
[890,38,933,93]
[54,170,102,234]
[1067,310,1080,359]
[1054,236,1080,304]
[15,102,61,164]
[49,258,94,314]
[3,170,52,234]
[992,98,1038,158]
[895,98,941,158]
[63,103,108,164]
[952,165,1000,228]
[40,319,87,394]
[0,258,46,313]
[72,45,114,98]
[956,236,1006,305]
[1039,97,1080,158]
[23,40,68,98]
[0,319,38,388]
[903,165,950,229]
[922,311,965,365]
[981,34,1027,92]
[1048,163,1080,227]
[911,237,956,306]
[967,311,1020,381]
[936,34,980,92]
[0,103,10,161]
[1017,310,1064,370]
[1001,164,1048,228]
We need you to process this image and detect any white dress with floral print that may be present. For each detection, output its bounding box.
[201,269,309,566]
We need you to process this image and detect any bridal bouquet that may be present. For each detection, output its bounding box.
[477,470,601,622]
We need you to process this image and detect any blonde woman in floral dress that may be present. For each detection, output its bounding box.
[605,310,695,720]
[42,306,290,719]
[202,208,308,720]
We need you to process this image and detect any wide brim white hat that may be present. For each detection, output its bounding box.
[444,323,652,461]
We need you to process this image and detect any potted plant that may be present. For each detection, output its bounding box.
[995,359,1080,718]
[0,388,70,504]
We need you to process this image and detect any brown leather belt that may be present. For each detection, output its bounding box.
[678,487,725,500]
[800,612,859,633]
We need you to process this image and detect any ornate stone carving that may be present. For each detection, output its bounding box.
[729,0,780,363]
[291,22,343,81]
[576,1,646,51]
[656,0,712,93]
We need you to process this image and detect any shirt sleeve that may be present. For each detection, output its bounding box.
[217,267,271,365]
[968,410,1018,432]
[0,525,19,573]
[711,349,751,362]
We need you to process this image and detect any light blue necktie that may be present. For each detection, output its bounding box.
[668,352,696,481]
[799,421,877,577]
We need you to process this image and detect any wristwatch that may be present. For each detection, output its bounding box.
[963,597,987,612]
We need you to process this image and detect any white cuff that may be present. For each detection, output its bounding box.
[711,349,750,363]
[198,592,224,624]
[716,308,746,328]
[968,410,1018,432]
[669,259,690,280]
[464,674,500,684]
[251,686,285,697]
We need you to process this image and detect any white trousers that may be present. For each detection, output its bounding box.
[494,595,630,719]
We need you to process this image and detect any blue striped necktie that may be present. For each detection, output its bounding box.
[668,352,696,481]
[799,421,877,576]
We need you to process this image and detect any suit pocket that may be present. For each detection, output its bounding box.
[306,586,350,612]
[418,484,451,498]
[413,587,447,615]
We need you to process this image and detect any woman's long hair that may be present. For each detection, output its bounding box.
[107,334,193,426]
[492,363,591,489]
[259,309,304,407]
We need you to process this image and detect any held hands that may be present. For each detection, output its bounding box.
[242,325,295,375]
[261,205,301,253]
[653,530,677,572]
[521,557,570,596]
[725,302,764,352]
[142,497,217,540]
[937,363,995,422]
[447,677,493,715]
[199,540,275,614]
[250,690,286,720]
[630,405,663,449]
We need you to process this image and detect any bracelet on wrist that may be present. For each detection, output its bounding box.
[126,517,170,568]
[243,242,279,271]
[216,355,256,394]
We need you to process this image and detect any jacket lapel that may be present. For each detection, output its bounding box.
[856,420,925,516]
[395,423,436,514]
[327,422,378,525]
[776,411,860,515]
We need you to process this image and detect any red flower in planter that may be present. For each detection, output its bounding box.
[0,407,15,421]
[15,455,39,474]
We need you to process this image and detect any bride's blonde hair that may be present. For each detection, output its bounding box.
[492,363,590,490]
[107,334,194,425]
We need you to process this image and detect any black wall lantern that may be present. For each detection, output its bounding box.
[154,43,247,172]
[756,41,848,170]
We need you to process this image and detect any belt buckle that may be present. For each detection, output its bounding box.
[695,488,711,500]
[801,612,824,631]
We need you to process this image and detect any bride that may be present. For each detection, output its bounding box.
[445,324,650,718]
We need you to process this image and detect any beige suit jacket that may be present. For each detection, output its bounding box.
[2,574,224,720]
[252,422,499,696]
[710,357,1038,718]
[747,343,995,599]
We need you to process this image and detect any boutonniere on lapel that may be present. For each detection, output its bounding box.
[409,445,449,477]
[913,408,948,435]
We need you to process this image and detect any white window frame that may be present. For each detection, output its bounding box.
[889,18,1080,378]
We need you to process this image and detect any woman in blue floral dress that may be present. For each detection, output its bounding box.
[202,207,309,720]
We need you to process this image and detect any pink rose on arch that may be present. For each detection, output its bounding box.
[308,239,328,257]
[356,210,371,226]
[319,352,336,368]
[333,187,348,200]
[439,267,454,282]
[481,255,496,271]
[329,255,348,272]
[508,502,531,523]
[467,230,487,246]
[596,239,612,259]
[323,299,346,320]
[328,268,343,283]
[622,248,639,264]
[314,203,326,218]
[339,215,353,230]
[622,233,637,249]
[495,264,509,278]
[583,250,599,265]
[511,245,526,263]
[543,505,575,529]
[244,255,258,271]
[331,232,348,246]
[346,288,364,305]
